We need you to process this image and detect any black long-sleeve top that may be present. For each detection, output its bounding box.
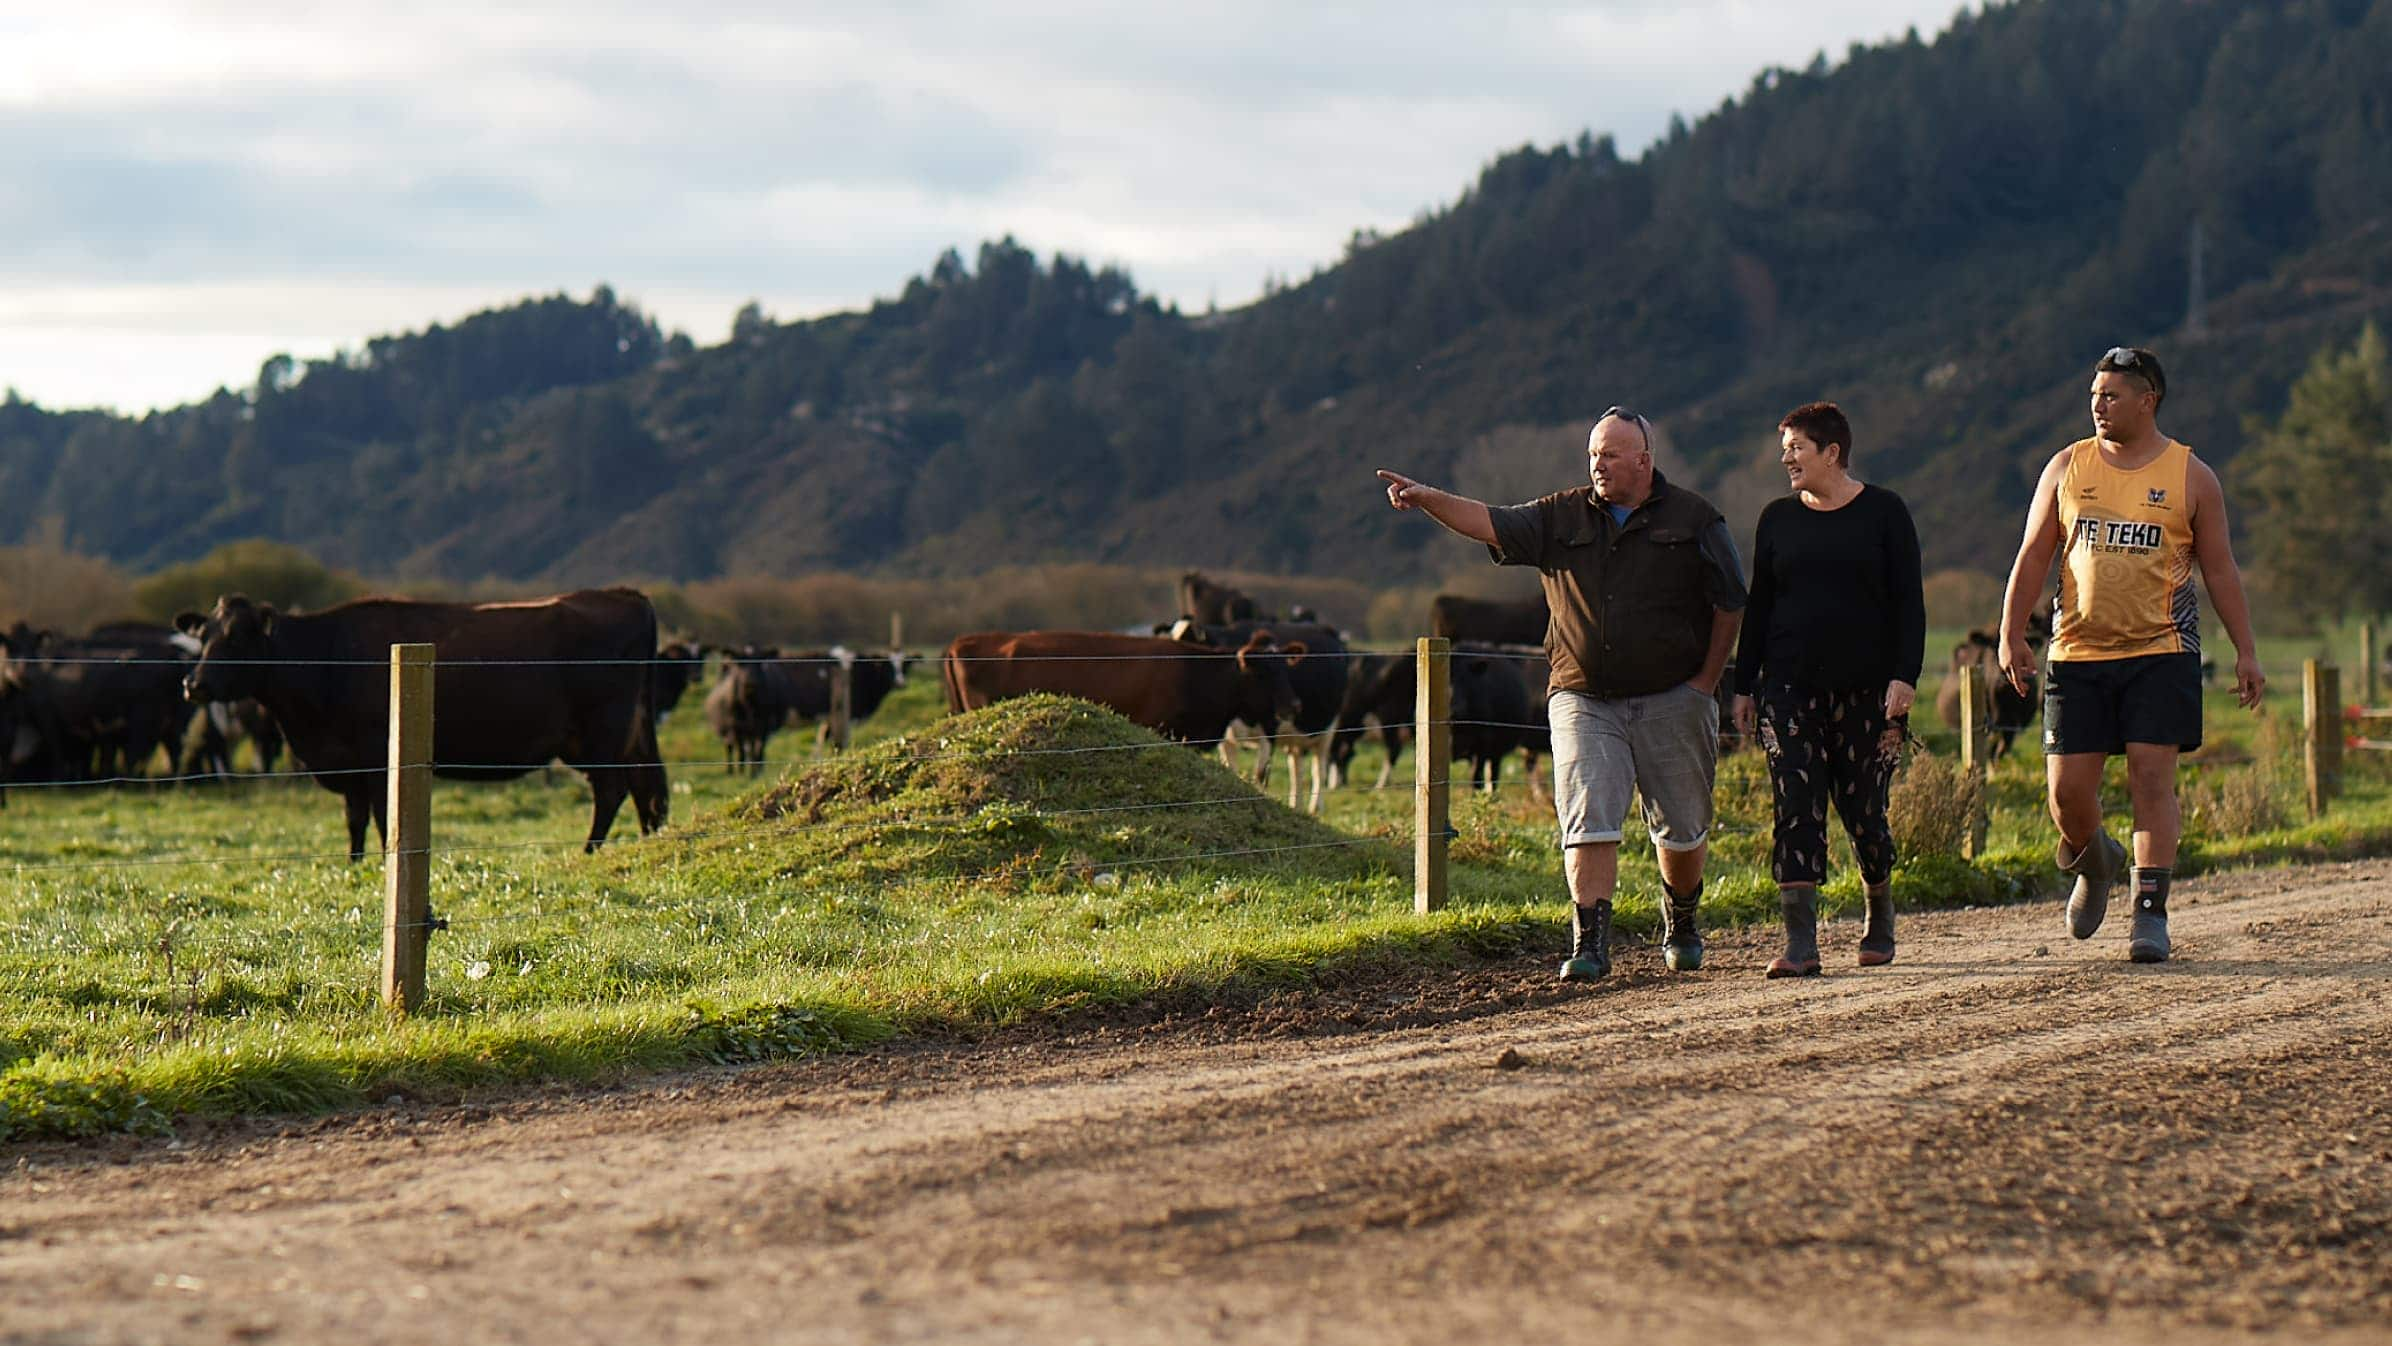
[1733,484,1926,696]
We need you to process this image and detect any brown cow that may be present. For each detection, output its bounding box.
[177,590,668,860]
[941,630,1303,747]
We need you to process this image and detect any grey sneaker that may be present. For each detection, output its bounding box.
[2061,832,2127,940]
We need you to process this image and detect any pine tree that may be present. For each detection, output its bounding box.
[2236,323,2392,621]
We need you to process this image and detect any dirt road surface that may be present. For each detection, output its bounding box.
[8,861,2392,1346]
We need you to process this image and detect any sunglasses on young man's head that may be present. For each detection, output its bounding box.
[2100,347,2164,401]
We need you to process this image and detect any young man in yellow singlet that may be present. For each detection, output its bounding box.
[1997,346,2266,963]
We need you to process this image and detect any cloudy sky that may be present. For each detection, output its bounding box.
[2,1,1970,415]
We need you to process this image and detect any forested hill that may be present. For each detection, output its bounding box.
[5,0,2391,589]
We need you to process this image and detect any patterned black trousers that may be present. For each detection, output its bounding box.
[1755,684,1902,887]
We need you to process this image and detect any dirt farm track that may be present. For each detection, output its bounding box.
[7,861,2392,1346]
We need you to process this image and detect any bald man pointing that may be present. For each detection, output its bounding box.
[1378,408,1746,982]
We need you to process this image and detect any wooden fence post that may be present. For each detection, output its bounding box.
[382,643,434,1015]
[1415,637,1450,915]
[2305,659,2341,818]
[890,611,905,653]
[2362,621,2378,708]
[1958,661,1989,858]
[827,656,853,752]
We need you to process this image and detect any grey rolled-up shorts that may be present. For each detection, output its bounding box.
[1548,684,1719,851]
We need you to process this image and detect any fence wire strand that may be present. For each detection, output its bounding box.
[0,715,1583,797]
[1,822,1403,955]
[0,636,2321,992]
[0,632,1778,891]
[0,765,1460,881]
[6,648,1408,668]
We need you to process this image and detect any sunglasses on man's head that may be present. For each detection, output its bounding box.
[1597,406,1653,442]
[2104,346,2141,369]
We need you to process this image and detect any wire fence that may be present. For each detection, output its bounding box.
[0,691,1549,877]
[0,749,1445,958]
[5,625,2250,889]
[5,649,1413,667]
[0,628,1819,993]
[4,642,2351,677]
[1,855,1417,971]
[0,768,1775,960]
[0,770,1443,876]
[0,631,2339,1035]
[0,714,1571,794]
[0,791,1776,965]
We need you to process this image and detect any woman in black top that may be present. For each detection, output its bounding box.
[1730,402,1926,977]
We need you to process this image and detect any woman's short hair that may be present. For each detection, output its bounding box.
[1778,401,1852,467]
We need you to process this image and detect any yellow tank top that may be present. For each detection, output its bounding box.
[2048,437,2198,661]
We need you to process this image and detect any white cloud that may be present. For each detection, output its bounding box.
[0,1,1973,412]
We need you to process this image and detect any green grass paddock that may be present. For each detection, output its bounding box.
[6,651,2391,1143]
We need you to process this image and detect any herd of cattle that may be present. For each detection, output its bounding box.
[947,576,1576,814]
[701,646,907,774]
[0,571,2053,856]
[936,574,2062,810]
[0,618,285,801]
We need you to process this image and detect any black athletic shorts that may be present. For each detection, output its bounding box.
[2042,653,2203,756]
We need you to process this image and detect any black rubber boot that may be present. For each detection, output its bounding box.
[1560,901,1612,982]
[2127,867,2172,963]
[1858,881,1896,967]
[1660,882,1704,972]
[2059,830,2128,940]
[1767,884,1822,979]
